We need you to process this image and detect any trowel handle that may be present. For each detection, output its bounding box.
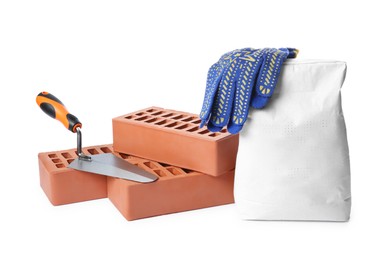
[36,91,82,133]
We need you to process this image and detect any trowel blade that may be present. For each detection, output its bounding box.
[68,153,158,183]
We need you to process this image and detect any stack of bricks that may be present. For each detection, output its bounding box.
[38,107,239,220]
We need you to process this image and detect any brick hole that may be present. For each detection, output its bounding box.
[151,111,163,116]
[181,116,194,122]
[165,122,179,128]
[144,161,158,169]
[125,115,133,119]
[162,113,174,118]
[74,151,79,156]
[48,154,57,158]
[119,153,130,159]
[52,158,61,163]
[145,118,158,123]
[198,129,210,135]
[146,108,157,113]
[153,169,166,177]
[221,129,228,133]
[135,116,149,121]
[158,162,171,168]
[67,159,74,164]
[87,148,99,155]
[208,133,220,137]
[135,112,145,116]
[171,115,184,120]
[175,124,189,130]
[100,147,111,153]
[155,119,168,125]
[187,126,199,132]
[182,168,194,174]
[61,152,72,159]
[192,119,201,124]
[56,163,65,168]
[167,167,184,176]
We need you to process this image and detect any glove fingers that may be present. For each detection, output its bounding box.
[207,119,224,132]
[287,48,299,58]
[251,49,288,109]
[200,49,244,127]
[228,49,265,134]
[208,48,258,131]
[199,63,224,127]
[207,60,239,131]
[207,79,236,132]
[279,47,299,58]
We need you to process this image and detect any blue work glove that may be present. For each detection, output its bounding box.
[251,48,299,109]
[199,47,298,134]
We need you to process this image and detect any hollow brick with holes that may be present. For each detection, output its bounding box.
[112,107,239,177]
[38,144,235,220]
[38,145,110,205]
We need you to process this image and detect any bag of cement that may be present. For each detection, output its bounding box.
[234,60,351,221]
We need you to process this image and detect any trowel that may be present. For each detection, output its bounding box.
[36,91,158,183]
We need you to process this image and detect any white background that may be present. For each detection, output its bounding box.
[0,0,389,259]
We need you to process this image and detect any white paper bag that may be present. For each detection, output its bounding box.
[235,60,351,221]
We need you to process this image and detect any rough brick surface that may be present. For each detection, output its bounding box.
[113,107,239,176]
[38,145,234,220]
[38,145,109,205]
[108,151,234,220]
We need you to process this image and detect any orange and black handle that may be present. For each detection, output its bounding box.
[36,91,82,133]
